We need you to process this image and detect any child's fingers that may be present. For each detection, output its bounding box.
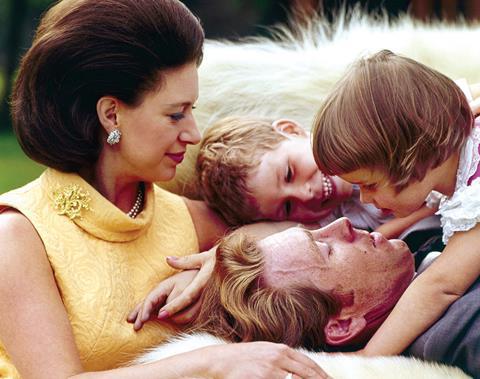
[158,269,210,317]
[126,302,142,323]
[139,291,169,324]
[134,313,145,331]
[166,254,203,269]
[157,284,200,318]
[164,298,202,325]
[166,248,215,270]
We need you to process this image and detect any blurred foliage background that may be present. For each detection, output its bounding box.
[1,0,479,193]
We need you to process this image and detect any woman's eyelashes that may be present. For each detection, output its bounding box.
[169,112,185,122]
[168,104,195,122]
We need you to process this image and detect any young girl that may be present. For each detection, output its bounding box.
[313,49,480,356]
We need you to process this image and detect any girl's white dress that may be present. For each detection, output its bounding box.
[437,82,480,244]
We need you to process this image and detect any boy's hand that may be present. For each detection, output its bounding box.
[161,247,216,315]
[127,247,216,330]
[127,269,201,330]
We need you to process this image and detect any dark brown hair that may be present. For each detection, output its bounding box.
[192,232,340,349]
[312,49,473,190]
[11,0,204,172]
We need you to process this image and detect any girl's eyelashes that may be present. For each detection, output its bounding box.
[363,182,378,191]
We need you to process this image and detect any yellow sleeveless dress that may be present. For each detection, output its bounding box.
[0,168,199,377]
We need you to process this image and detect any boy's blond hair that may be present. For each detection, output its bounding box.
[197,116,286,225]
[312,49,473,190]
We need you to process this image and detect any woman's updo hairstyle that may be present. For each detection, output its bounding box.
[12,0,204,172]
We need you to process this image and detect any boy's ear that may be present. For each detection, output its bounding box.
[97,96,120,134]
[272,119,307,137]
[324,315,367,346]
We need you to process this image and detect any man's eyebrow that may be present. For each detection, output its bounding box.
[301,228,320,254]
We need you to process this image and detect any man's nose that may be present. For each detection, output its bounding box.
[314,217,355,242]
[180,116,201,145]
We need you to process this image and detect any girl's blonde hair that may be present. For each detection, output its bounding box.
[313,50,473,190]
[191,232,340,349]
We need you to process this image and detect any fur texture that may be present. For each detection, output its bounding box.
[159,12,480,197]
[134,332,471,378]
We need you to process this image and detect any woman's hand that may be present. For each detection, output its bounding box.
[190,342,332,379]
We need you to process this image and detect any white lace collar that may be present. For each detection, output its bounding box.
[455,124,480,191]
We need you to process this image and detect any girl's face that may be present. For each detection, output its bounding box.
[110,62,201,183]
[340,168,432,217]
[247,135,353,223]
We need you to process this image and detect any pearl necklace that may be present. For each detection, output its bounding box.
[127,183,144,219]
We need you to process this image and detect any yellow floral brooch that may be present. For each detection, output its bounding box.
[52,184,92,220]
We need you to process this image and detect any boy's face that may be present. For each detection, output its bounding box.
[246,135,353,223]
[341,168,433,217]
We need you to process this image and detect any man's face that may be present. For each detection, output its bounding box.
[259,218,414,324]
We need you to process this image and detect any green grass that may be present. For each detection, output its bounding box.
[0,133,44,194]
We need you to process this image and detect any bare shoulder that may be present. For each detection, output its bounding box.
[0,208,52,293]
[0,209,46,265]
[0,210,84,378]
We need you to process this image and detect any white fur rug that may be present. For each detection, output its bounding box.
[195,12,480,131]
[134,333,471,378]
[159,12,480,197]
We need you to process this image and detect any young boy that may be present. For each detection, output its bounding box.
[196,115,437,239]
[312,49,480,356]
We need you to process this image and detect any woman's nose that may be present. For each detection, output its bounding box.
[180,117,201,145]
[313,217,355,242]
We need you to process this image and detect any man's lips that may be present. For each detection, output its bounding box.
[166,152,185,163]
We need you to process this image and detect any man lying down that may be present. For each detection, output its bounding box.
[130,218,478,378]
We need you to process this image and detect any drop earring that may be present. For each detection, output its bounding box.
[107,128,121,145]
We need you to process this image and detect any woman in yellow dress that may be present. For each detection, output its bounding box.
[0,0,328,378]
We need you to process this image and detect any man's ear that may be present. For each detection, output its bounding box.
[271,119,307,137]
[324,316,367,346]
[97,96,120,133]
